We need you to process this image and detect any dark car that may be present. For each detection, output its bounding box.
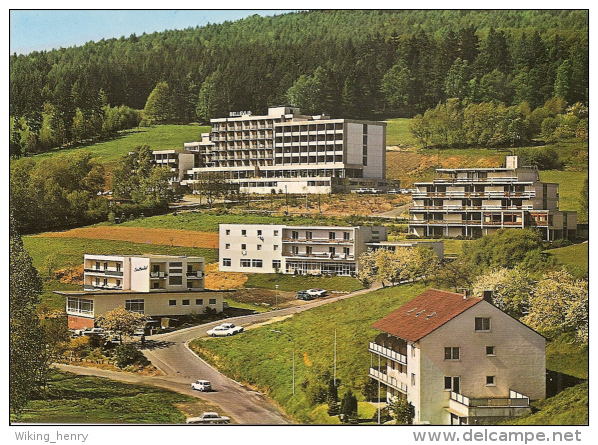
[295,290,314,301]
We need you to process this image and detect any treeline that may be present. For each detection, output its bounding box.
[409,96,588,149]
[10,10,587,155]
[9,148,174,234]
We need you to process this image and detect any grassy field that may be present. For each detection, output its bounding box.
[11,371,218,424]
[243,273,363,293]
[32,124,209,168]
[539,170,588,220]
[190,280,588,425]
[545,242,589,277]
[386,118,416,148]
[190,283,427,423]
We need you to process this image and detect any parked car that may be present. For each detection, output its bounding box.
[306,288,327,297]
[186,412,230,424]
[387,189,400,194]
[206,323,244,337]
[295,290,314,301]
[191,380,212,392]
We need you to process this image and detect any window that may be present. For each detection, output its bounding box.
[272,260,281,270]
[169,300,177,306]
[241,244,247,250]
[306,246,313,255]
[344,232,350,241]
[169,275,183,286]
[116,263,121,272]
[209,298,217,305]
[225,244,230,250]
[257,229,262,236]
[222,258,232,267]
[251,259,263,268]
[292,246,299,255]
[475,317,491,332]
[486,376,496,386]
[411,373,416,386]
[329,231,336,240]
[444,376,460,392]
[292,231,299,239]
[225,229,231,235]
[306,231,313,240]
[273,245,279,251]
[329,246,336,256]
[116,279,121,288]
[103,278,108,286]
[486,346,496,356]
[182,299,190,306]
[343,247,350,256]
[95,277,100,286]
[274,230,279,236]
[240,259,251,267]
[125,299,145,313]
[104,262,108,270]
[95,261,100,270]
[242,229,247,236]
[196,298,204,306]
[444,347,460,360]
[67,297,94,315]
[257,245,262,251]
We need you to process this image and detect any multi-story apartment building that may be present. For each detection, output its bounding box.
[409,156,576,240]
[83,254,205,292]
[219,224,443,276]
[62,254,220,330]
[182,106,387,194]
[369,288,546,425]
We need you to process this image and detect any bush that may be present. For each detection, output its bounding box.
[113,344,149,369]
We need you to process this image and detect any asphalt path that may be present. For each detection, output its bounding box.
[56,284,382,425]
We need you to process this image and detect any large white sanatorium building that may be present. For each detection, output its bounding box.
[369,288,546,425]
[181,106,387,194]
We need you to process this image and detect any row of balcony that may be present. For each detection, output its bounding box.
[282,253,355,260]
[409,220,527,226]
[368,341,407,365]
[429,176,521,184]
[369,367,409,394]
[149,271,204,279]
[84,268,124,277]
[84,284,123,291]
[411,191,535,198]
[282,237,354,244]
[410,206,534,211]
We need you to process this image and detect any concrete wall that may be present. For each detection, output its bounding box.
[219,224,285,273]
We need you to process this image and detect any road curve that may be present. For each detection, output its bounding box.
[58,284,382,425]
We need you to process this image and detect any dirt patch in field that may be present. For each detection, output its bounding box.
[37,226,219,249]
[204,263,247,290]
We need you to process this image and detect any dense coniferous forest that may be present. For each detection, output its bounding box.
[10,10,588,156]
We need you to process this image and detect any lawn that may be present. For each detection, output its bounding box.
[190,283,427,423]
[539,170,588,220]
[544,242,589,278]
[386,118,416,147]
[32,124,209,168]
[11,371,216,424]
[243,273,363,293]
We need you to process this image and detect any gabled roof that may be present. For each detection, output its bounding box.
[372,288,483,342]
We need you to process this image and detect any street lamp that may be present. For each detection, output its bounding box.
[275,284,279,309]
[271,329,295,395]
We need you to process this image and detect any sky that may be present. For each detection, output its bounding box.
[9,9,296,55]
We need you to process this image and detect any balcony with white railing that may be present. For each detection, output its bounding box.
[369,367,408,394]
[449,390,532,419]
[368,342,407,365]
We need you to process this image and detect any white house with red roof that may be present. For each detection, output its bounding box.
[369,288,546,425]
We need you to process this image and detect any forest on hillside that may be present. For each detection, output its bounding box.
[10,10,588,156]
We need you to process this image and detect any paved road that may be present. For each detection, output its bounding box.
[57,284,382,425]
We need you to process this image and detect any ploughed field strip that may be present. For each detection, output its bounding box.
[35,226,219,249]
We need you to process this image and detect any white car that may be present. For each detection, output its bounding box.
[306,288,327,298]
[186,412,230,424]
[191,380,212,392]
[206,323,244,337]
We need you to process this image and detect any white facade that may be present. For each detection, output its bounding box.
[152,150,195,184]
[369,289,546,425]
[83,254,205,292]
[409,156,577,240]
[219,224,443,276]
[182,106,387,194]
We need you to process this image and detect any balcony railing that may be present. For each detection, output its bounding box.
[450,391,530,408]
[282,237,353,244]
[186,271,204,278]
[84,268,123,277]
[150,271,167,278]
[368,342,407,365]
[369,367,408,394]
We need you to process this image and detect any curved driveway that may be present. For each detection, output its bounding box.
[58,285,381,425]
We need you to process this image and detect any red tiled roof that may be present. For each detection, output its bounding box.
[371,288,483,342]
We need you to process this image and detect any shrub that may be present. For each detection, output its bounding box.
[113,344,149,369]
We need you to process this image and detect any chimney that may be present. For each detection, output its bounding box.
[482,290,493,302]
